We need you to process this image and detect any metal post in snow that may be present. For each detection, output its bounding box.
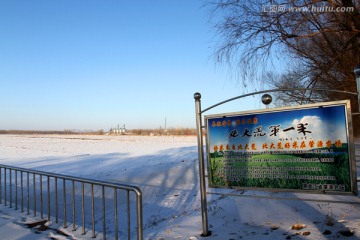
[194,92,210,237]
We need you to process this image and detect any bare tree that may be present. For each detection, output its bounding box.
[208,0,360,134]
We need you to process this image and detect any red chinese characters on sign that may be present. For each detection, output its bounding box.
[212,139,342,153]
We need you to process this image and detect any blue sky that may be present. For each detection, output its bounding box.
[0,0,265,131]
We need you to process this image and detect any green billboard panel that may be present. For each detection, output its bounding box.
[205,100,357,194]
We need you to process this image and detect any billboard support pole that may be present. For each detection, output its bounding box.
[194,92,210,237]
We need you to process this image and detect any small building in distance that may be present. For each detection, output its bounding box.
[109,124,126,135]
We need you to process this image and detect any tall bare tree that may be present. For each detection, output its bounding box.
[209,0,360,134]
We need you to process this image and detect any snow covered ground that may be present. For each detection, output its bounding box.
[0,134,360,240]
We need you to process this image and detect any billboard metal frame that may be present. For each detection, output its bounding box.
[205,100,357,194]
[194,87,360,237]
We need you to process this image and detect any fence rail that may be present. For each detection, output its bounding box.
[0,164,143,240]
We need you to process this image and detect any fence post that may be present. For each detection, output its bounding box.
[194,92,210,236]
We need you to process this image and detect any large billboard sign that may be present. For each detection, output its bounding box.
[205,100,357,194]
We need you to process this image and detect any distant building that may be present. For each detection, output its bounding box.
[109,124,126,135]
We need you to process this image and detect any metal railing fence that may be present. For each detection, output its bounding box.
[0,164,143,240]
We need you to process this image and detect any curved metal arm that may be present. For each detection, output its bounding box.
[201,88,358,114]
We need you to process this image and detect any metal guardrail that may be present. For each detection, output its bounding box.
[0,164,143,240]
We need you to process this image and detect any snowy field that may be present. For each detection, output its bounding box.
[0,134,360,240]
